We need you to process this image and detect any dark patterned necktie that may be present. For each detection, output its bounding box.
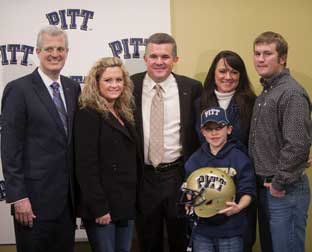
[148,83,164,167]
[51,82,68,135]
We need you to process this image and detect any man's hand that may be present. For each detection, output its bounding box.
[95,213,111,225]
[14,198,36,227]
[264,182,286,198]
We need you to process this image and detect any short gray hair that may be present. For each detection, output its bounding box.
[36,25,68,49]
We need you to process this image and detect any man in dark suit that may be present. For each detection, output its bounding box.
[1,25,81,252]
[131,33,202,252]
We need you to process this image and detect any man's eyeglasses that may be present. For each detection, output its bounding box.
[41,46,67,53]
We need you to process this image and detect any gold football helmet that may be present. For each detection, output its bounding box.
[181,167,236,218]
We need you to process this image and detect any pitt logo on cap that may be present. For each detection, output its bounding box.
[204,108,221,117]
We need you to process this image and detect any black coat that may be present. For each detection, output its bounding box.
[1,68,81,219]
[74,107,138,222]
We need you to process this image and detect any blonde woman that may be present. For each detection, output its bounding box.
[75,57,139,252]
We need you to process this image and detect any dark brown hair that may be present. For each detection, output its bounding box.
[145,33,177,57]
[200,50,256,130]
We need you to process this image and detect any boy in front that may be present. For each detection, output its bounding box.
[185,107,256,252]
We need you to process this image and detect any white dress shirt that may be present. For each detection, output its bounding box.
[38,67,67,111]
[142,73,182,165]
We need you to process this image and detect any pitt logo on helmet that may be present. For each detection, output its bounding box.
[181,167,235,218]
[197,174,227,192]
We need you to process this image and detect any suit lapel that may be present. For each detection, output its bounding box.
[61,76,75,143]
[175,74,189,146]
[133,73,145,150]
[105,113,134,142]
[31,69,67,139]
[125,120,137,143]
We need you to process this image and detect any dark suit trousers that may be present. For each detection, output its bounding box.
[14,201,75,252]
[136,164,188,252]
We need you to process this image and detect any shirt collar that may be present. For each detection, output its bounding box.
[260,68,290,89]
[144,73,175,93]
[38,67,61,90]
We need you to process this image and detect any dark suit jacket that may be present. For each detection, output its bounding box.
[1,68,81,220]
[74,107,138,222]
[131,72,203,166]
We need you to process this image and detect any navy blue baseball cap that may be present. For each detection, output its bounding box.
[200,107,230,128]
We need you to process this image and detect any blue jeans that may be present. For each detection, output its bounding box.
[192,233,243,252]
[83,219,134,252]
[259,174,310,252]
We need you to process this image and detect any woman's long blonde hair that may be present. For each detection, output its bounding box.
[79,57,135,124]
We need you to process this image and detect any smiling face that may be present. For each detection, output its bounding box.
[201,122,232,154]
[214,58,240,93]
[144,43,179,83]
[36,33,68,80]
[98,66,124,105]
[253,42,286,79]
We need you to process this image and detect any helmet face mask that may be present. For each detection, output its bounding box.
[180,187,206,207]
[180,167,236,218]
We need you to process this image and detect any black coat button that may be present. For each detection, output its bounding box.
[112,163,118,171]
